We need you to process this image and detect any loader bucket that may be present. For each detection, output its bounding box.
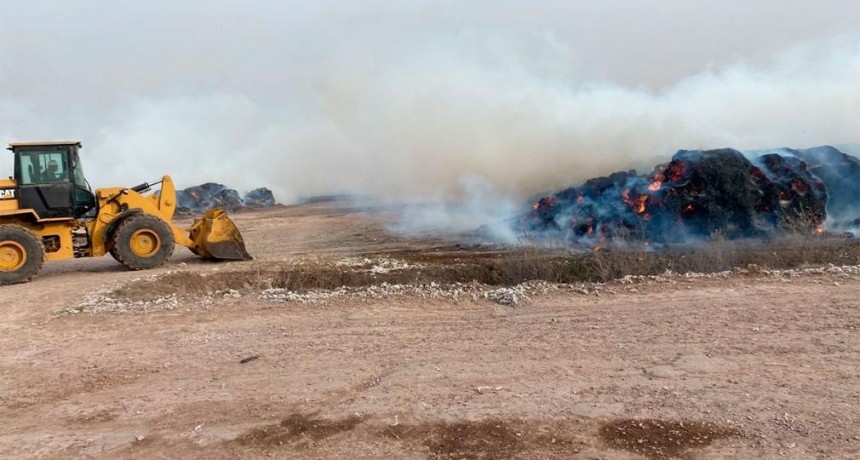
[189,209,253,260]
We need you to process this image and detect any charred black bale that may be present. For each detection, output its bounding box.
[755,153,827,230]
[570,170,643,239]
[780,146,860,222]
[525,169,642,238]
[177,183,277,213]
[212,188,243,211]
[177,183,231,212]
[646,149,770,240]
[243,188,276,208]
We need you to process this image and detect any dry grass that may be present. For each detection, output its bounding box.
[113,237,860,302]
[593,236,860,280]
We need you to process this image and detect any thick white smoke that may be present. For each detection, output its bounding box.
[1,2,858,228]
[101,36,860,241]
[48,36,860,205]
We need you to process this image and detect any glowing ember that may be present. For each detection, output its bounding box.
[792,179,809,193]
[533,196,557,210]
[667,161,689,182]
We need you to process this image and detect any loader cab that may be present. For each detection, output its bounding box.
[8,141,96,219]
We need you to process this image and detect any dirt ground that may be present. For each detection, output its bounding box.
[1,202,858,459]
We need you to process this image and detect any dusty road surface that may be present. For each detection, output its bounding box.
[1,202,858,459]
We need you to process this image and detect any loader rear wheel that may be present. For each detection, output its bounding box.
[0,225,45,285]
[110,215,174,270]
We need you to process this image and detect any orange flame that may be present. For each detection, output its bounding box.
[634,195,648,214]
[622,190,650,216]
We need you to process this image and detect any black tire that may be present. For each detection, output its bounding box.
[107,217,132,262]
[109,215,175,270]
[0,224,45,285]
[108,243,120,262]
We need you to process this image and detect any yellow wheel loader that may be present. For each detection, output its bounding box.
[0,141,251,285]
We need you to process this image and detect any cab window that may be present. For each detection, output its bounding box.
[72,154,88,186]
[18,152,69,184]
[19,155,35,184]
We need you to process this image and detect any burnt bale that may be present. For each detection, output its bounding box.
[243,188,276,208]
[524,169,642,240]
[754,153,827,231]
[778,146,860,222]
[212,188,244,211]
[176,183,278,213]
[650,149,769,240]
[177,183,231,212]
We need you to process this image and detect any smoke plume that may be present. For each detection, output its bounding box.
[1,2,858,218]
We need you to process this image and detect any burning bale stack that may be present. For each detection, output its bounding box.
[176,183,277,214]
[522,146,859,246]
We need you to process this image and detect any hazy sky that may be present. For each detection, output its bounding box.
[1,0,858,200]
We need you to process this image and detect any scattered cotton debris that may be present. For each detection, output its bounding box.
[61,259,860,315]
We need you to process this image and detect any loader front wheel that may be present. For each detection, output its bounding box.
[110,215,174,270]
[0,225,45,285]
